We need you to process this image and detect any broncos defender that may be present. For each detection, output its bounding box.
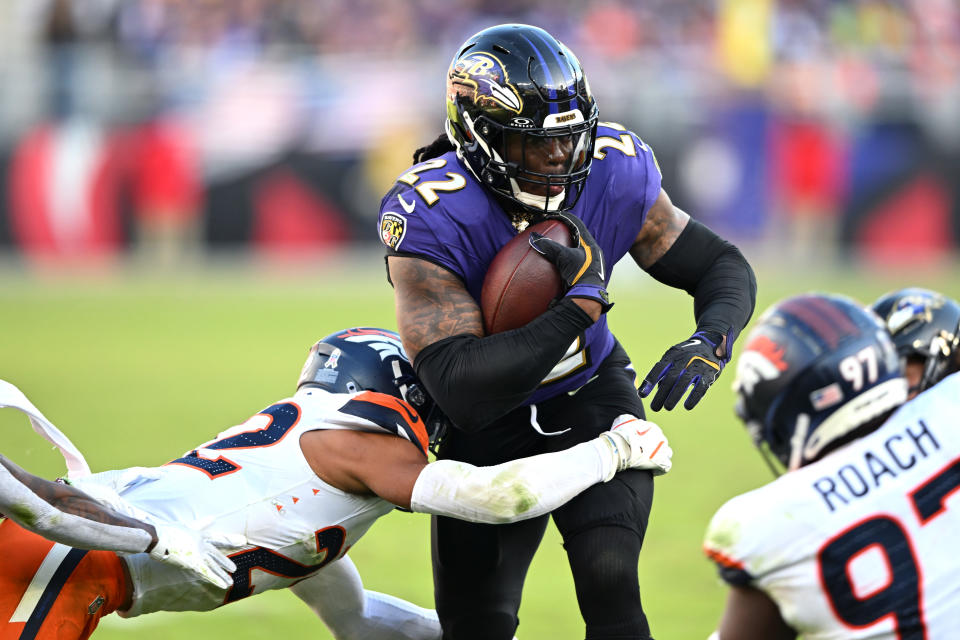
[704,293,960,639]
[871,287,960,398]
[0,328,671,640]
[378,23,756,640]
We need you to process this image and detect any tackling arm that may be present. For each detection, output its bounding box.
[301,415,672,524]
[409,415,672,524]
[389,255,597,432]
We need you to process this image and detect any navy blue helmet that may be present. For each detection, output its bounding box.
[733,294,908,473]
[871,288,960,395]
[445,24,599,213]
[297,328,445,441]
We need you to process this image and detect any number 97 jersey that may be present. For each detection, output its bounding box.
[703,373,960,639]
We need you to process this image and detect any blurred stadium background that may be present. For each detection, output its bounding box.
[1,0,959,638]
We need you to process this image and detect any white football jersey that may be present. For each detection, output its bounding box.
[704,372,960,639]
[73,386,429,617]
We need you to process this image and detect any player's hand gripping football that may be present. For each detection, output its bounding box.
[528,212,613,312]
[600,414,672,476]
[149,523,244,590]
[640,330,729,411]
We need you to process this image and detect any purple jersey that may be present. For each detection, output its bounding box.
[379,123,662,404]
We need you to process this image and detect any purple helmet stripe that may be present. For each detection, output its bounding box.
[529,29,579,113]
[517,32,559,114]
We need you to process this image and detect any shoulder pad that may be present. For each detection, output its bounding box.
[337,391,429,457]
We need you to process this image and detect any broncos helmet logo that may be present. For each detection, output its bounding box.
[734,335,789,395]
[449,52,523,113]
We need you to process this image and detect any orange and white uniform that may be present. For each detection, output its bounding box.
[77,386,428,617]
[2,385,432,638]
[704,373,960,639]
[0,521,126,640]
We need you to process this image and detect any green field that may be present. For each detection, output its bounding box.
[2,257,957,639]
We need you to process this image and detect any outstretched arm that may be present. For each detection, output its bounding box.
[302,415,672,524]
[0,455,237,589]
[0,454,156,552]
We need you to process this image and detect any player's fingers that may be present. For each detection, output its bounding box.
[649,367,682,411]
[528,233,561,258]
[208,546,237,574]
[639,361,671,397]
[683,376,712,410]
[661,371,694,411]
[204,562,233,590]
[208,532,247,550]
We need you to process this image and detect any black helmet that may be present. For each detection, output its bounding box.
[871,288,960,394]
[297,328,445,441]
[445,24,599,214]
[733,294,907,473]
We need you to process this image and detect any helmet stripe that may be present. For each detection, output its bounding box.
[779,296,859,349]
[517,32,559,114]
[528,29,580,113]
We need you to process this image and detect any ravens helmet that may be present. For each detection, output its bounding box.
[871,288,960,395]
[733,294,908,473]
[445,24,599,213]
[297,328,445,441]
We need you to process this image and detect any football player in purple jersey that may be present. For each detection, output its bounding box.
[377,23,757,640]
[871,288,960,399]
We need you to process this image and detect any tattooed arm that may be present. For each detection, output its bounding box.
[388,256,597,431]
[0,454,158,552]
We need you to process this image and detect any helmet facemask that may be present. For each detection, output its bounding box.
[443,25,599,218]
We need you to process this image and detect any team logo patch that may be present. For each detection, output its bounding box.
[449,52,523,113]
[380,212,407,250]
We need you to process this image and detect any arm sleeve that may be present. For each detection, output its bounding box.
[0,462,153,553]
[409,438,618,524]
[645,220,757,346]
[414,297,594,432]
[291,554,441,640]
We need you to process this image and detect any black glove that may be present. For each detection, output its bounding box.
[639,330,729,411]
[528,212,612,312]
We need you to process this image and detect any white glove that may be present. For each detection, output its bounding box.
[600,414,673,476]
[149,524,245,590]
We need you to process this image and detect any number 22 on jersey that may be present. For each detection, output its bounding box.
[168,402,301,478]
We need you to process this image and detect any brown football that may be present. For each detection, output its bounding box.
[481,219,573,334]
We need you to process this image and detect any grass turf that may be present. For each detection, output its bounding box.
[1,259,956,638]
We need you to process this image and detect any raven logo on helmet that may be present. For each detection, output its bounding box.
[449,53,523,114]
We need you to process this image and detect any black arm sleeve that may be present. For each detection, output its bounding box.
[645,220,757,348]
[413,297,594,433]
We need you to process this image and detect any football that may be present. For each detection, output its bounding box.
[481,219,573,334]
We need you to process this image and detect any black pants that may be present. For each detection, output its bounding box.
[433,342,655,639]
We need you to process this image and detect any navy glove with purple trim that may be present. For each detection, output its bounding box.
[640,330,730,411]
